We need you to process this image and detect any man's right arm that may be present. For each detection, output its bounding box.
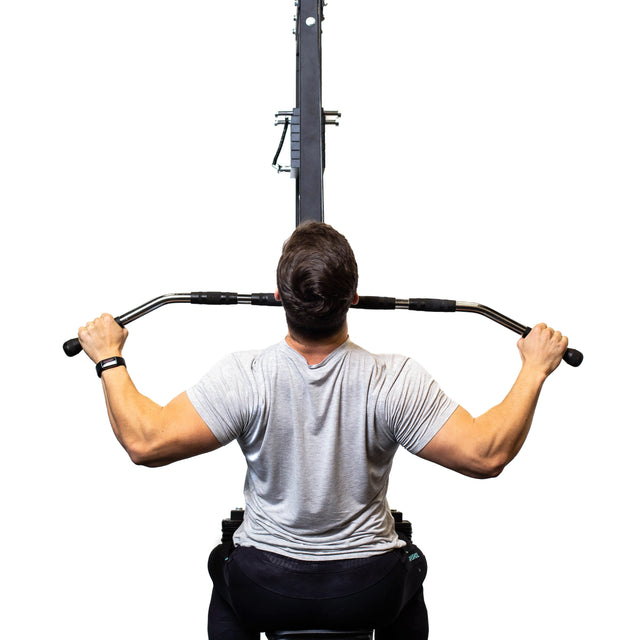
[78,313,222,467]
[417,324,568,479]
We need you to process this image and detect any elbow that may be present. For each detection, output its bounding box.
[126,443,152,466]
[453,455,505,479]
[482,451,511,478]
[125,440,162,467]
[126,441,175,468]
[470,452,508,479]
[479,460,506,479]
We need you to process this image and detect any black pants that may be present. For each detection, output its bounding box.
[207,539,429,639]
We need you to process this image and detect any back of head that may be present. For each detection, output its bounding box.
[277,222,359,340]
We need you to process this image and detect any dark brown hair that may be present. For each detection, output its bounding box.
[277,222,358,340]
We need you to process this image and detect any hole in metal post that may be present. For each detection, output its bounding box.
[305,17,316,26]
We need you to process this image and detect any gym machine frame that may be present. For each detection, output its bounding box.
[63,0,583,368]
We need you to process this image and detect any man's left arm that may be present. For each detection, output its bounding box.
[417,323,567,478]
[78,314,221,467]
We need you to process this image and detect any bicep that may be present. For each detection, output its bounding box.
[416,405,496,478]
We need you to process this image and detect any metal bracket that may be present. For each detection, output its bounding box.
[273,108,341,176]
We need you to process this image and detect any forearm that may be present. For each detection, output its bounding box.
[474,364,547,470]
[100,366,164,463]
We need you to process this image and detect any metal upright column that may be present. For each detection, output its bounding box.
[295,0,324,224]
[274,1,339,226]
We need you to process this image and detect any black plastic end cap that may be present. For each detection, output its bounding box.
[63,338,83,357]
[563,348,583,367]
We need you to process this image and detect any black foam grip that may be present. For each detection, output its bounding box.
[190,292,238,305]
[251,293,282,306]
[409,298,457,312]
[353,296,396,310]
[63,337,83,357]
[562,348,583,367]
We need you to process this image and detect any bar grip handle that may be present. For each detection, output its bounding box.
[251,293,281,306]
[409,298,457,312]
[190,292,238,305]
[353,296,396,310]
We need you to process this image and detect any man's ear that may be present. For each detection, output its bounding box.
[352,293,359,305]
[274,289,281,302]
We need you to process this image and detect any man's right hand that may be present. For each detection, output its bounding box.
[517,323,568,378]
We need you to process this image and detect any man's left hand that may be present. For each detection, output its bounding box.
[78,313,128,364]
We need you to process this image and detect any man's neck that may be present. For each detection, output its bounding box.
[285,326,349,365]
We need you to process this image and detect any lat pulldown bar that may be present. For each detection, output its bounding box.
[62,292,583,367]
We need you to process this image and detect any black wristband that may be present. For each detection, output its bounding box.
[96,356,126,378]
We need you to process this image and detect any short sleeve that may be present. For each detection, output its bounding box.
[384,359,458,454]
[186,353,257,446]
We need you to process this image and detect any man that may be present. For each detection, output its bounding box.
[78,222,569,639]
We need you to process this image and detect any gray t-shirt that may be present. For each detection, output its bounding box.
[188,339,457,560]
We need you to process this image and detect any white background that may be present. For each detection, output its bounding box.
[1,1,638,638]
